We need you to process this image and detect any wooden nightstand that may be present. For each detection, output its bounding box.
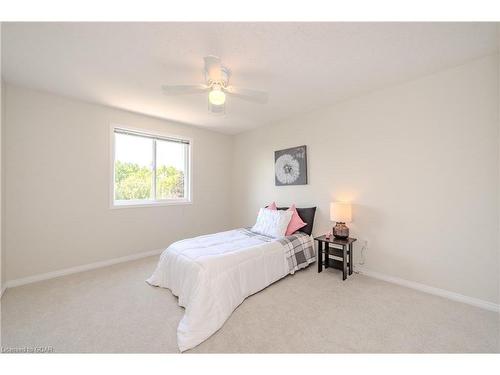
[314,235,357,280]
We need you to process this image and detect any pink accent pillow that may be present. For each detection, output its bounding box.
[267,201,277,210]
[285,204,307,235]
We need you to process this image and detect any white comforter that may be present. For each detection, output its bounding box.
[146,229,295,351]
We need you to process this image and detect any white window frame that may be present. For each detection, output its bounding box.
[109,124,193,209]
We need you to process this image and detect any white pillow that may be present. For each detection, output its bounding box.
[251,208,293,238]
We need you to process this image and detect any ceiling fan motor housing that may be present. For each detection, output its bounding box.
[205,65,231,87]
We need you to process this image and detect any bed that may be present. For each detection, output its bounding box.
[146,206,316,351]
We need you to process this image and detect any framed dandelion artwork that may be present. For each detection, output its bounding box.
[274,145,307,186]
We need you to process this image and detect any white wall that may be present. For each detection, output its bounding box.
[3,84,233,281]
[497,30,500,312]
[496,30,500,324]
[1,23,4,295]
[232,55,499,304]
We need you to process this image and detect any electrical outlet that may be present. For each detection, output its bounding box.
[359,239,367,266]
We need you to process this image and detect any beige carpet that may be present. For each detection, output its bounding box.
[1,256,498,353]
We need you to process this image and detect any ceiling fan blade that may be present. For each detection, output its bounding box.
[224,86,268,104]
[204,55,222,82]
[162,84,209,95]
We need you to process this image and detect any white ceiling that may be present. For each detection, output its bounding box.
[2,22,498,134]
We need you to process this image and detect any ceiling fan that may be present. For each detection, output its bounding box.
[162,56,268,114]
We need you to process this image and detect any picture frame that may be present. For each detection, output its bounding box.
[274,145,307,186]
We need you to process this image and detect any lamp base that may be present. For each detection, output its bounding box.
[333,222,349,239]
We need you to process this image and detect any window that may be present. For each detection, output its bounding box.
[112,127,191,207]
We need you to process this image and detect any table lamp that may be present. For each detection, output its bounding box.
[330,202,352,239]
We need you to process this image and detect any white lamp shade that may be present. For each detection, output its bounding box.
[330,202,352,223]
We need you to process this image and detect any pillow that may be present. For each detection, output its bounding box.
[268,201,277,210]
[285,204,307,236]
[277,206,317,236]
[251,208,293,238]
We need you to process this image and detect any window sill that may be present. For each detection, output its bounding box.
[110,200,192,209]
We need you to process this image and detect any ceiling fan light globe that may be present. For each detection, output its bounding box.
[208,88,226,106]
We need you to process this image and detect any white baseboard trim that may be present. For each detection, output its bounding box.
[356,266,499,313]
[5,249,163,289]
